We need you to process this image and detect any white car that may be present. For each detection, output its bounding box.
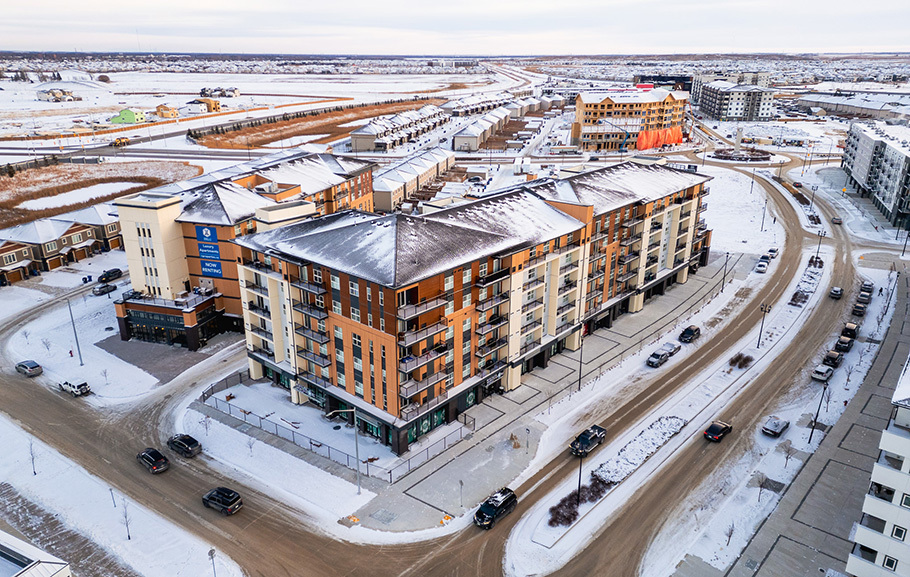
[810,365,834,383]
[767,247,779,258]
[755,262,768,274]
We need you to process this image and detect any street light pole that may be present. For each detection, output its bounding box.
[576,331,585,392]
[208,548,217,577]
[808,383,827,444]
[722,252,730,292]
[67,299,84,366]
[757,303,771,348]
[576,455,584,508]
[326,408,361,494]
[816,230,827,260]
[749,167,755,195]
[760,199,767,232]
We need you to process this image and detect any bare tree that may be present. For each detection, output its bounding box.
[246,436,255,457]
[199,415,211,436]
[725,522,735,546]
[101,368,109,386]
[28,438,37,475]
[41,338,51,353]
[755,472,768,502]
[784,444,799,469]
[121,499,132,540]
[22,330,29,344]
[824,387,833,412]
[844,363,856,388]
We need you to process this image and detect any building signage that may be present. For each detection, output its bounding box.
[197,242,220,260]
[195,225,218,243]
[200,260,223,278]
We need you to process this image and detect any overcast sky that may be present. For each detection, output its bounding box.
[3,0,908,55]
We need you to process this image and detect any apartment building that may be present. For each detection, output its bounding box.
[846,361,910,576]
[233,162,711,454]
[699,81,775,122]
[112,149,375,350]
[843,122,910,225]
[570,89,688,153]
[691,71,770,105]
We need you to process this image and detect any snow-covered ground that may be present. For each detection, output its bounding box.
[17,182,138,210]
[700,165,785,254]
[706,118,848,157]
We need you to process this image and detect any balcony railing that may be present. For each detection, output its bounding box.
[292,300,328,320]
[294,324,330,344]
[248,326,273,341]
[296,347,331,367]
[243,282,269,297]
[247,301,272,318]
[697,202,708,213]
[555,321,573,334]
[589,269,605,280]
[620,216,644,228]
[249,346,275,362]
[520,339,542,355]
[478,359,507,379]
[241,258,274,273]
[400,371,447,398]
[522,298,544,313]
[398,296,447,320]
[680,210,692,219]
[646,255,659,267]
[400,390,449,422]
[398,320,448,347]
[476,268,509,288]
[559,261,579,275]
[399,344,448,373]
[297,370,333,390]
[619,233,642,247]
[618,270,638,282]
[476,292,509,312]
[618,252,640,266]
[476,315,508,336]
[521,319,543,335]
[476,337,508,358]
[523,278,545,292]
[557,302,576,315]
[558,281,578,296]
[290,278,326,296]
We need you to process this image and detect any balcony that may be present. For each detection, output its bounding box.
[399,320,448,347]
[398,296,447,320]
[522,298,544,313]
[650,222,662,232]
[555,321,573,334]
[676,242,688,252]
[296,347,331,367]
[559,261,579,275]
[618,270,638,283]
[558,280,578,296]
[294,324,330,344]
[476,337,508,358]
[521,319,543,335]
[290,278,326,296]
[523,277,545,292]
[297,370,333,390]
[292,300,328,320]
[476,292,509,312]
[476,315,508,336]
[476,268,510,288]
[648,241,660,251]
[241,258,274,273]
[620,216,644,228]
[248,346,275,363]
[478,358,507,379]
[400,370,447,398]
[646,255,658,267]
[399,344,448,373]
[248,326,273,341]
[243,281,269,297]
[400,390,449,422]
[247,301,272,318]
[679,210,692,219]
[557,301,576,315]
[589,269,605,280]
[519,339,542,355]
[618,252,640,266]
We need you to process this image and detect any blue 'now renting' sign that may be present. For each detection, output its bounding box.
[200,260,223,278]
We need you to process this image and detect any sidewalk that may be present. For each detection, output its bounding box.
[671,259,909,577]
[349,250,753,531]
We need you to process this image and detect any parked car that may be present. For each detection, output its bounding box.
[473,487,518,529]
[15,360,43,377]
[202,487,243,516]
[861,280,874,292]
[759,254,772,264]
[703,420,733,442]
[92,283,116,296]
[58,381,90,396]
[570,425,607,457]
[679,325,701,343]
[842,323,859,339]
[167,434,202,458]
[823,350,844,368]
[136,448,170,474]
[647,350,670,368]
[857,291,873,304]
[852,303,867,317]
[97,268,123,283]
[829,287,843,299]
[793,182,803,188]
[767,247,779,258]
[832,217,843,225]
[755,262,768,274]
[658,342,682,356]
[835,336,855,352]
[811,365,834,383]
[761,416,790,437]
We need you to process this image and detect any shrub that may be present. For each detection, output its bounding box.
[737,355,754,369]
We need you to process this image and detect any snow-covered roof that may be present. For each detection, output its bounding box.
[175,182,275,225]
[704,80,774,93]
[576,88,689,105]
[0,218,78,244]
[61,202,119,226]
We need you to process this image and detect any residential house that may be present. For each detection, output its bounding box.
[110,108,146,124]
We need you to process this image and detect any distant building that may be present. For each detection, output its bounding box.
[349,105,446,152]
[63,202,123,250]
[0,239,35,286]
[0,219,101,270]
[372,147,455,212]
[180,101,208,115]
[0,529,72,577]
[110,108,146,124]
[698,81,775,121]
[842,121,910,224]
[440,93,513,117]
[691,71,769,105]
[632,74,693,92]
[155,104,179,118]
[570,89,688,152]
[195,98,221,113]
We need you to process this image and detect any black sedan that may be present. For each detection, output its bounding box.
[703,420,732,442]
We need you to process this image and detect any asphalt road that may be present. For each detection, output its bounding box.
[0,154,886,577]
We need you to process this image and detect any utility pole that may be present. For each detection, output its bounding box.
[722,252,730,292]
[576,331,585,392]
[67,299,83,366]
[757,303,771,348]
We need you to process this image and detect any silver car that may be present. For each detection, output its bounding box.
[761,416,790,437]
[15,360,42,377]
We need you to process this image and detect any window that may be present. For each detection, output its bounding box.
[334,326,343,339]
[462,269,471,284]
[446,327,454,341]
[445,301,454,315]
[316,295,325,309]
[380,318,385,331]
[368,313,373,327]
[45,241,57,251]
[351,308,361,322]
[901,493,910,508]
[884,556,898,571]
[331,275,340,290]
[366,286,371,302]
[2,254,15,265]
[893,525,907,541]
[462,318,471,332]
[479,287,487,300]
[463,364,471,378]
[462,341,471,354]
[352,334,361,347]
[313,268,322,283]
[445,350,454,363]
[349,281,359,296]
[353,357,363,371]
[332,301,342,315]
[337,372,346,387]
[21,249,28,257]
[462,294,471,308]
[444,274,454,291]
[378,290,384,306]
[479,262,488,277]
[335,349,344,362]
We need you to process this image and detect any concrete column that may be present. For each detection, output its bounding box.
[629,291,645,313]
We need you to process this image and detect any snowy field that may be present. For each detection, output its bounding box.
[700,165,785,254]
[707,118,849,157]
[17,182,138,210]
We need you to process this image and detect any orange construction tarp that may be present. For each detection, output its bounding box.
[636,126,683,150]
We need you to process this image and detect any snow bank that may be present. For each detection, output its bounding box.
[592,416,688,484]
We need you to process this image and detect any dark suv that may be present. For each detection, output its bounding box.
[167,434,202,458]
[679,325,701,343]
[474,487,518,529]
[203,487,243,516]
[98,268,123,283]
[136,448,169,474]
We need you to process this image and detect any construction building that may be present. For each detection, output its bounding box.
[232,162,711,454]
[570,89,688,153]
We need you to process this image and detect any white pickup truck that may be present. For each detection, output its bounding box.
[58,381,91,397]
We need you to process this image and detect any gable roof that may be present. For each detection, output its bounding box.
[176,181,275,226]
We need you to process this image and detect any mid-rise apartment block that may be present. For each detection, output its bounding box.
[113,150,376,350]
[846,360,910,576]
[691,71,770,105]
[233,162,711,454]
[698,81,775,122]
[843,122,910,225]
[570,89,688,153]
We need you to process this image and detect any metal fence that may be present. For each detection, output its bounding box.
[199,371,470,483]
